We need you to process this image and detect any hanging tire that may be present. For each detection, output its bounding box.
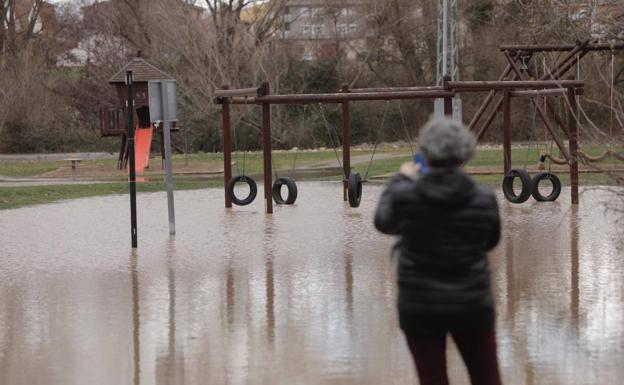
[226,175,257,206]
[348,172,362,208]
[272,177,298,205]
[531,172,561,202]
[502,169,532,204]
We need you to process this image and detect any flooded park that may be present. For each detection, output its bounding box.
[0,182,622,385]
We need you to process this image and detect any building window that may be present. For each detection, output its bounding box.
[312,24,323,35]
[300,24,310,34]
[309,7,323,18]
[303,52,313,61]
[284,22,290,31]
[340,7,350,17]
[348,23,358,34]
[284,6,290,14]
[337,24,347,35]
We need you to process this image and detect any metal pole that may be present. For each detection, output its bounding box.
[568,87,579,205]
[341,84,350,202]
[261,82,273,214]
[444,97,453,116]
[443,75,453,116]
[502,90,511,175]
[160,81,176,235]
[442,0,448,79]
[126,71,138,248]
[183,105,188,166]
[221,86,232,208]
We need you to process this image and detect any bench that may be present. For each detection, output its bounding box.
[64,158,82,170]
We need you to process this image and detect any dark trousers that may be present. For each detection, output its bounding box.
[404,329,502,385]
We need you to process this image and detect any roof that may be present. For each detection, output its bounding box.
[109,57,174,84]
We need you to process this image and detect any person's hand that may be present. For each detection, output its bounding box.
[399,161,421,179]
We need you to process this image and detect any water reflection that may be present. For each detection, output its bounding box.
[265,217,275,347]
[570,206,580,334]
[344,251,354,321]
[0,184,622,385]
[131,251,140,385]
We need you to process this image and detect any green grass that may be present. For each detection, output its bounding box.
[0,180,220,210]
[0,160,67,177]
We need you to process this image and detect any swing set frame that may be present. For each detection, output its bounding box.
[215,77,585,214]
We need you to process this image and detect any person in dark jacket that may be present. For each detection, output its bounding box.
[374,118,502,385]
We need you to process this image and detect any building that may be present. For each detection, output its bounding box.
[279,0,373,61]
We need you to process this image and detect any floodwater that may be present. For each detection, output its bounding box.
[0,182,622,385]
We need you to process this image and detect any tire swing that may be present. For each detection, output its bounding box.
[227,175,257,206]
[271,105,304,205]
[318,103,354,206]
[502,99,535,204]
[227,107,257,207]
[350,101,390,208]
[531,171,561,202]
[272,177,298,204]
[502,169,533,204]
[347,171,362,208]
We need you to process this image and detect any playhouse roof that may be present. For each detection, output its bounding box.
[109,57,174,84]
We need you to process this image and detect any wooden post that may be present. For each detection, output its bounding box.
[502,90,512,175]
[261,82,273,214]
[568,87,579,205]
[221,85,232,208]
[341,84,350,201]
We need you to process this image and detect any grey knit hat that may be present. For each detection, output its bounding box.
[418,117,476,167]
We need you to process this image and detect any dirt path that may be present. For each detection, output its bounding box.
[304,152,409,169]
[0,152,116,161]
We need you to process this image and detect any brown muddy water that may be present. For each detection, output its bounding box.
[0,182,622,385]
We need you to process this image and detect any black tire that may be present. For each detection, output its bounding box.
[226,175,257,206]
[531,172,561,202]
[272,177,298,205]
[348,172,362,208]
[502,169,532,204]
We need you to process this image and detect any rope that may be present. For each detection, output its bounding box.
[397,102,415,155]
[232,117,241,176]
[541,153,568,165]
[242,150,247,176]
[289,105,305,179]
[540,150,624,165]
[579,149,624,162]
[363,101,390,181]
[524,99,538,169]
[318,103,344,175]
[233,98,253,176]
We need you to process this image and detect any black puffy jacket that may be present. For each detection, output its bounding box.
[374,167,500,323]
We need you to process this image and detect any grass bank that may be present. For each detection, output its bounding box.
[1,145,622,210]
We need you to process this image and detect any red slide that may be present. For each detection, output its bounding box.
[134,124,153,173]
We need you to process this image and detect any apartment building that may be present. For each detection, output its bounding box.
[280,0,373,61]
